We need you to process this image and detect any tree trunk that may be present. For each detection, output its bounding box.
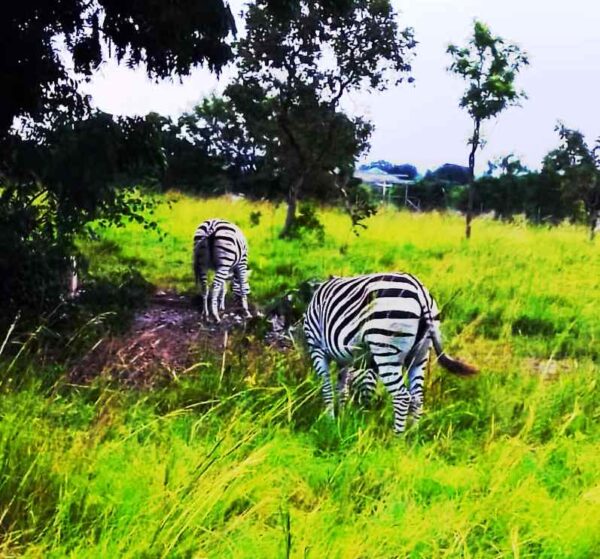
[280,175,304,238]
[465,120,481,240]
[465,183,474,240]
[590,208,598,241]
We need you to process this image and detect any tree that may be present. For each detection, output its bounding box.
[543,123,600,240]
[448,21,528,239]
[185,94,270,185]
[229,0,416,236]
[0,1,242,319]
[0,112,165,320]
[428,163,471,184]
[486,154,528,177]
[178,93,282,199]
[0,0,389,139]
[467,155,527,219]
[0,1,239,137]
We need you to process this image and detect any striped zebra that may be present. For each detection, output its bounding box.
[303,272,477,434]
[193,219,251,322]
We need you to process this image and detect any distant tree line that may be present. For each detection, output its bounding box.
[134,113,600,242]
[392,126,600,239]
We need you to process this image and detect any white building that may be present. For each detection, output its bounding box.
[354,168,417,207]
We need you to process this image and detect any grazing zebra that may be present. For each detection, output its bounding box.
[193,218,251,322]
[303,272,477,434]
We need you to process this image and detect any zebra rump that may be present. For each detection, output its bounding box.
[303,272,477,433]
[193,218,251,321]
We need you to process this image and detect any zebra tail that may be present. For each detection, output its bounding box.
[193,227,214,286]
[430,320,478,376]
[192,237,204,286]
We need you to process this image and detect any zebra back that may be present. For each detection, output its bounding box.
[304,272,436,356]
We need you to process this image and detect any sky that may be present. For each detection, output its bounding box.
[82,0,600,174]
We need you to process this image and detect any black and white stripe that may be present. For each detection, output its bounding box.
[303,272,477,434]
[193,218,251,322]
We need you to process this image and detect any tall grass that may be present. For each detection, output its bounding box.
[0,193,598,557]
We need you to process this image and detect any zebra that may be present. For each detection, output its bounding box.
[193,218,251,322]
[303,272,477,434]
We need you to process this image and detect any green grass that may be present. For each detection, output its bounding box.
[1,193,599,557]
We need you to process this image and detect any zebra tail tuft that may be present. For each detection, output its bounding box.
[437,353,479,376]
[430,320,478,376]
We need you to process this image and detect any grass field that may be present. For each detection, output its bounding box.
[1,193,599,558]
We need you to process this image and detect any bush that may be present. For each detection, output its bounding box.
[0,112,163,321]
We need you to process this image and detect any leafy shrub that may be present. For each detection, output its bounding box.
[0,112,163,322]
[285,203,326,244]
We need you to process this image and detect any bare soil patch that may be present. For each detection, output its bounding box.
[70,291,289,388]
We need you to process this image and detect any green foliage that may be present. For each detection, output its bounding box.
[284,203,327,243]
[341,180,379,234]
[405,179,452,211]
[405,152,594,228]
[0,112,163,323]
[249,211,263,227]
[487,153,528,177]
[447,21,529,125]
[0,0,237,133]
[145,112,228,194]
[543,123,600,238]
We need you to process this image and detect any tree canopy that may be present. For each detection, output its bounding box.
[543,123,600,239]
[1,1,240,320]
[0,1,239,136]
[0,112,165,318]
[427,163,471,184]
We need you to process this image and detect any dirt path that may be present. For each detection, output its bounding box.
[70,291,288,387]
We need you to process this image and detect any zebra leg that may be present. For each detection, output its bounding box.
[198,271,210,320]
[210,266,230,323]
[407,342,431,423]
[337,367,352,409]
[350,368,377,407]
[233,262,252,319]
[194,244,210,320]
[373,355,411,434]
[310,347,335,418]
[219,279,228,312]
